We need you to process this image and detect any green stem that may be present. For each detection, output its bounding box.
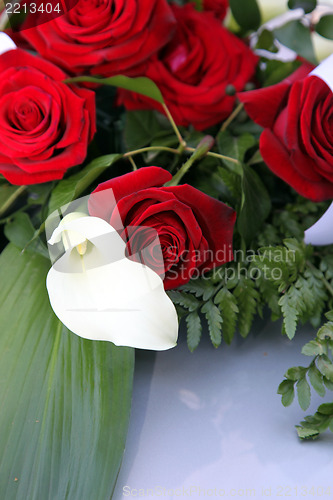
[124,146,180,157]
[127,155,138,171]
[307,260,333,298]
[166,154,197,187]
[161,103,186,148]
[185,147,240,165]
[219,102,244,133]
[0,185,26,218]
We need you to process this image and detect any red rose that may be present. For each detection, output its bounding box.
[203,0,229,20]
[21,0,176,77]
[239,63,333,202]
[88,167,236,289]
[117,4,258,131]
[0,49,95,185]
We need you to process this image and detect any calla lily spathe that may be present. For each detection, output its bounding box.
[0,33,16,55]
[46,214,178,350]
[304,202,333,246]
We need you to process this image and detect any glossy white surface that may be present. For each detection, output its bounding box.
[114,318,333,499]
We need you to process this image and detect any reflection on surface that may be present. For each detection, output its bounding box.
[114,318,333,499]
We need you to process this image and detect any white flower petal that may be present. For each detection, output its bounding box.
[46,215,178,350]
[310,53,333,91]
[304,202,333,246]
[0,33,16,55]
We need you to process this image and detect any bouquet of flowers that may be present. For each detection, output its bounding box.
[1,0,333,497]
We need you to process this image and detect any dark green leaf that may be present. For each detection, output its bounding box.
[296,377,311,410]
[273,21,317,65]
[288,0,317,13]
[214,287,239,344]
[238,165,272,244]
[66,75,164,103]
[48,154,121,215]
[0,245,134,500]
[124,110,162,150]
[0,184,22,216]
[316,16,333,40]
[229,0,261,30]
[167,290,200,312]
[4,213,49,259]
[186,312,202,352]
[217,131,254,173]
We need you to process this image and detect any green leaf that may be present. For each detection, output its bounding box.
[296,377,311,410]
[288,0,317,14]
[66,75,164,104]
[317,321,333,340]
[284,366,306,381]
[0,245,134,500]
[233,278,259,338]
[278,380,295,406]
[315,15,333,39]
[301,339,327,356]
[217,131,254,173]
[201,300,223,348]
[273,20,317,65]
[296,426,319,440]
[317,355,333,382]
[325,311,333,322]
[0,184,23,217]
[238,164,272,244]
[186,312,202,352]
[279,294,298,340]
[124,110,163,150]
[214,287,239,344]
[317,402,333,415]
[4,213,49,259]
[48,154,121,215]
[167,290,200,312]
[229,0,261,30]
[308,364,325,397]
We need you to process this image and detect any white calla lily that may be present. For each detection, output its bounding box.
[46,214,178,350]
[304,203,333,246]
[0,33,16,54]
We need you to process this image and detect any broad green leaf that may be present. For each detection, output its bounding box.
[217,131,254,174]
[48,154,121,215]
[288,0,317,13]
[296,377,311,410]
[325,311,333,322]
[237,164,271,244]
[124,110,163,151]
[66,75,164,104]
[0,245,134,500]
[229,0,261,30]
[186,312,202,352]
[273,21,317,65]
[4,212,49,258]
